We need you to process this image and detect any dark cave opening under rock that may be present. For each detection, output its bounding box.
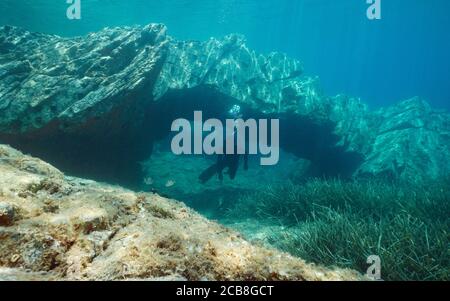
[0,85,364,191]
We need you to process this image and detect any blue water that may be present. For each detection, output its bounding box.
[1,0,449,110]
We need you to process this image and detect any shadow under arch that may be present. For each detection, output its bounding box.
[146,85,364,179]
[0,85,364,188]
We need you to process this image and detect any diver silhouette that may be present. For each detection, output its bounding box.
[199,105,249,184]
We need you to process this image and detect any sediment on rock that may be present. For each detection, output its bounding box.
[0,144,363,281]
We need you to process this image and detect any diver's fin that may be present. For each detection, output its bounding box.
[199,164,218,184]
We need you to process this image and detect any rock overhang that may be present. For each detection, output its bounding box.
[0,24,448,185]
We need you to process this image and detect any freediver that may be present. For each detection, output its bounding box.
[199,105,249,184]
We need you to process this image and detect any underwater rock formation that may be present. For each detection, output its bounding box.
[0,24,170,185]
[0,24,449,184]
[153,34,310,113]
[0,24,168,132]
[357,97,450,181]
[0,144,362,281]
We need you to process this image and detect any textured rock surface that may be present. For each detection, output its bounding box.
[0,24,172,185]
[0,202,15,226]
[0,24,168,132]
[0,24,344,185]
[357,98,450,181]
[0,144,363,281]
[153,34,314,113]
[0,24,449,182]
[0,25,318,133]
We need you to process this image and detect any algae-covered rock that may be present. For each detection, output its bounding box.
[0,268,57,281]
[357,98,450,181]
[0,24,317,134]
[0,24,449,184]
[0,25,339,185]
[0,144,363,281]
[153,34,314,114]
[0,24,168,133]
